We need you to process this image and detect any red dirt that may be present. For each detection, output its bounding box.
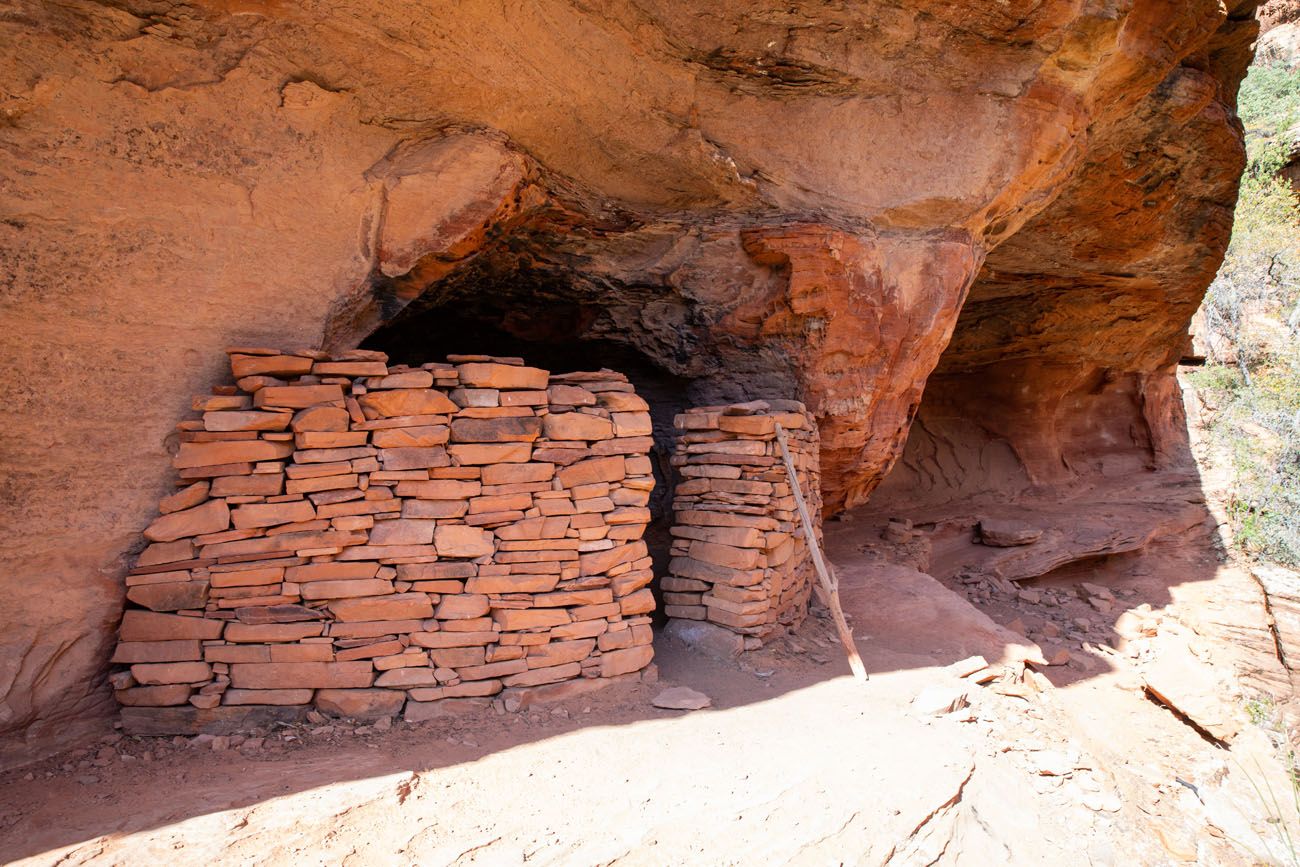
[2,464,1294,865]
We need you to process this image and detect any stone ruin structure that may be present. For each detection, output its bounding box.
[108,346,832,731]
[665,403,821,639]
[110,348,658,730]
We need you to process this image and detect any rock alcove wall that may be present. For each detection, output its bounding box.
[0,0,1261,765]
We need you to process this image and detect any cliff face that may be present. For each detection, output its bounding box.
[0,0,1259,763]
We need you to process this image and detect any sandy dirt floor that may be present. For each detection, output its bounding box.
[2,469,1297,865]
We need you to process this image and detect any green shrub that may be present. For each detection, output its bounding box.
[1196,60,1300,568]
[1238,63,1300,135]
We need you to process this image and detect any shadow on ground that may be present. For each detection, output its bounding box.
[1,457,1280,864]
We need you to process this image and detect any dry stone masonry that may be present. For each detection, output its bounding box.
[110,348,656,731]
[665,401,821,640]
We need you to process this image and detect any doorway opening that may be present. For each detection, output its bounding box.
[360,261,694,625]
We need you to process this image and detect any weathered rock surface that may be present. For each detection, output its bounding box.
[0,0,1260,763]
[1261,0,1300,31]
[1144,649,1243,744]
[977,519,1042,548]
[1258,22,1300,65]
[651,686,713,711]
[1252,564,1300,674]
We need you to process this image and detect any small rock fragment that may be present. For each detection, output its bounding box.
[651,686,712,711]
[946,655,989,678]
[912,685,969,716]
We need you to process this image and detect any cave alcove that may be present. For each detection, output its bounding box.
[360,262,694,625]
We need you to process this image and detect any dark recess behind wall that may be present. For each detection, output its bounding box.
[362,300,691,625]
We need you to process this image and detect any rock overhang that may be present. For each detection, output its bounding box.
[0,0,1262,764]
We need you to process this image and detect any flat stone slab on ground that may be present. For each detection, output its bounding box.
[651,686,712,711]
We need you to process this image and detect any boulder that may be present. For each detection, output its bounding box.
[315,688,407,720]
[978,519,1043,547]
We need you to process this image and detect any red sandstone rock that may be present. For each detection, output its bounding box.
[230,354,314,379]
[598,646,654,678]
[434,594,491,620]
[447,443,532,465]
[173,440,295,469]
[120,612,224,642]
[492,609,570,631]
[211,474,284,497]
[111,641,203,664]
[548,385,596,405]
[467,573,560,594]
[228,662,374,690]
[527,639,596,668]
[126,581,210,612]
[557,457,625,488]
[578,542,646,576]
[450,417,543,442]
[618,588,655,616]
[434,525,494,558]
[115,685,192,707]
[457,659,528,681]
[543,413,613,441]
[456,364,548,390]
[158,482,210,515]
[292,407,351,432]
[503,663,583,687]
[369,519,436,546]
[130,662,211,685]
[428,647,486,668]
[254,385,346,410]
[372,426,450,448]
[299,579,394,601]
[286,562,379,583]
[315,688,406,719]
[409,680,502,702]
[143,499,230,543]
[482,463,554,485]
[329,592,434,622]
[409,631,498,649]
[314,361,388,377]
[203,410,294,432]
[223,689,316,706]
[379,447,449,470]
[225,623,325,643]
[395,479,481,499]
[231,500,316,530]
[360,389,458,418]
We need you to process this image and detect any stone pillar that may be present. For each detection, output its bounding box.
[665,400,821,643]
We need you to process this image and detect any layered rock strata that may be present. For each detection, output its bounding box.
[666,402,820,638]
[108,349,655,730]
[0,0,1261,762]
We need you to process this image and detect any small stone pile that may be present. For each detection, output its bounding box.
[663,401,821,639]
[110,348,657,730]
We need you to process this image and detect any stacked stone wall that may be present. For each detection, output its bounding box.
[664,401,821,640]
[110,348,656,729]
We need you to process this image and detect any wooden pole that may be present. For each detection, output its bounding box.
[774,422,869,683]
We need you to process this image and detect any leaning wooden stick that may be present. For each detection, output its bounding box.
[774,422,869,683]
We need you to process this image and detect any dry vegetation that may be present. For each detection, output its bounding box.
[1193,58,1300,567]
